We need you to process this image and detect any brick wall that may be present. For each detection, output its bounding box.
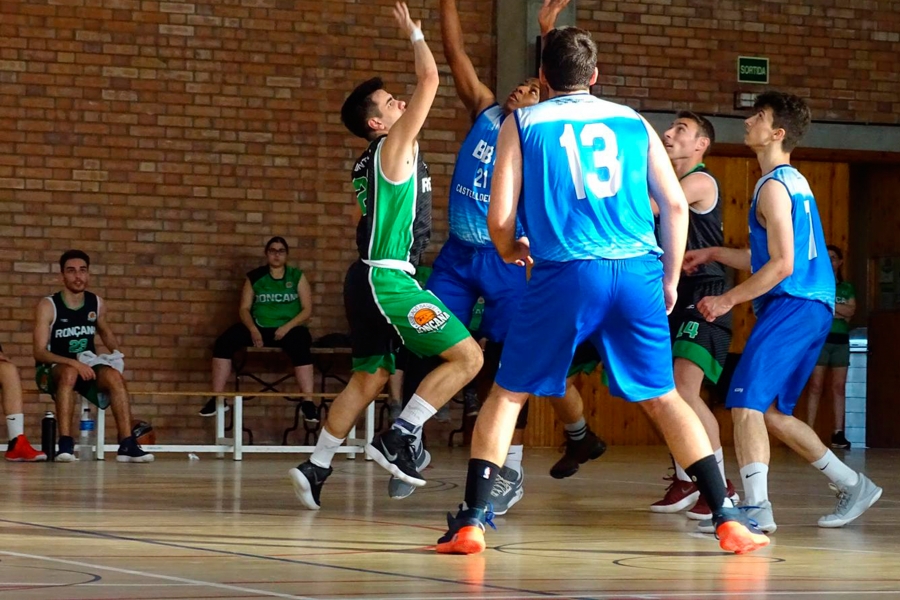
[578,0,900,122]
[0,0,493,443]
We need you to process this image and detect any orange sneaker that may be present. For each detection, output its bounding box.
[435,505,494,555]
[5,435,48,462]
[716,510,770,555]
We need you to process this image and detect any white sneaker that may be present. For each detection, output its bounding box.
[818,474,882,528]
[698,500,777,534]
[55,452,78,463]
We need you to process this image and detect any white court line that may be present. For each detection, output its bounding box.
[345,593,900,600]
[0,550,315,600]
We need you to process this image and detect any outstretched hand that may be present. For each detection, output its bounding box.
[392,2,421,39]
[538,0,571,35]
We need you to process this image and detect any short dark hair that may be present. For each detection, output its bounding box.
[753,91,811,153]
[541,27,597,92]
[827,244,844,283]
[59,249,90,271]
[676,110,716,156]
[265,236,289,253]
[341,77,385,140]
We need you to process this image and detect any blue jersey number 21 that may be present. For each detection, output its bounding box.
[559,123,621,200]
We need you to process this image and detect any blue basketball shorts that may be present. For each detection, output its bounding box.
[496,255,675,400]
[726,295,832,415]
[427,236,526,343]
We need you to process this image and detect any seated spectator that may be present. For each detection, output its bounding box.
[199,237,316,420]
[805,245,856,449]
[33,250,153,463]
[0,346,46,461]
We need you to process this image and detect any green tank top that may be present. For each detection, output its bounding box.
[248,266,303,328]
[831,280,855,334]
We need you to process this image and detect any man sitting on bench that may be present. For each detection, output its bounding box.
[33,250,153,463]
[199,236,317,421]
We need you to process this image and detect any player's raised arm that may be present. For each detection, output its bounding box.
[644,117,688,312]
[381,2,439,181]
[440,0,495,120]
[539,0,571,37]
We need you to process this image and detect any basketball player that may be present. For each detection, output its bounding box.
[33,250,153,463]
[649,113,738,519]
[436,27,768,555]
[0,346,46,461]
[288,2,483,510]
[685,92,881,532]
[431,0,605,514]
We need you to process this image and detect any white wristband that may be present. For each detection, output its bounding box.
[410,28,424,43]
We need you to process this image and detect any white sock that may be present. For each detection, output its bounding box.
[6,414,24,441]
[395,394,437,430]
[674,460,690,482]
[811,449,859,488]
[740,462,769,505]
[714,447,727,483]
[504,444,524,476]
[309,428,344,469]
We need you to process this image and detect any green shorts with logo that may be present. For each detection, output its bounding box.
[35,363,109,409]
[344,261,471,374]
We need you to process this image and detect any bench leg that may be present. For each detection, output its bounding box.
[215,396,225,459]
[96,407,105,460]
[365,401,375,461]
[234,395,243,461]
[347,422,357,460]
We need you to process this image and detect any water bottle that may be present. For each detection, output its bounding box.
[79,407,95,462]
[41,411,56,462]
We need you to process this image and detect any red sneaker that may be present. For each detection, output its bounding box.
[686,478,740,520]
[5,435,48,462]
[650,476,700,513]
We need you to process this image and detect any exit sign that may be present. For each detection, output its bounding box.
[738,56,769,84]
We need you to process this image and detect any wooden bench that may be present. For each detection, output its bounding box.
[88,390,382,462]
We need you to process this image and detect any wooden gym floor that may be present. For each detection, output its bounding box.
[0,445,896,599]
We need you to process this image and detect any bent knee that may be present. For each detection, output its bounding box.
[0,361,20,382]
[54,366,80,387]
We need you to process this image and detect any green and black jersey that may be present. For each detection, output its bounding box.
[45,291,98,360]
[248,265,303,329]
[682,164,726,281]
[351,136,432,272]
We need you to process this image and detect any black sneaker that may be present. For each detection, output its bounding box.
[549,429,607,479]
[435,504,496,554]
[199,397,229,417]
[289,460,333,510]
[299,400,319,424]
[56,435,77,462]
[831,430,851,450]
[116,436,154,463]
[365,428,426,487]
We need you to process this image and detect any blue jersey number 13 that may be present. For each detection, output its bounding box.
[558,122,621,200]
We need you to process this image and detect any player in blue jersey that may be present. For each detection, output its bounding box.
[685,92,881,533]
[428,0,606,512]
[435,27,769,556]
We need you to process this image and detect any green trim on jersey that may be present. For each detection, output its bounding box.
[250,266,303,328]
[370,142,417,263]
[672,340,723,384]
[831,280,855,334]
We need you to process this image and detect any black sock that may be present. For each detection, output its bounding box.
[58,436,74,454]
[686,455,726,512]
[465,458,500,511]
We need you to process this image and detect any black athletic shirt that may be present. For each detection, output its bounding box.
[682,164,726,281]
[45,291,98,360]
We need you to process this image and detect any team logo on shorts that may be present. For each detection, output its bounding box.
[408,303,451,334]
[87,311,97,322]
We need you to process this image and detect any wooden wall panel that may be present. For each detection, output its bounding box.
[527,156,851,447]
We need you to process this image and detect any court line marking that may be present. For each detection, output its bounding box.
[0,550,314,600]
[0,519,567,599]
